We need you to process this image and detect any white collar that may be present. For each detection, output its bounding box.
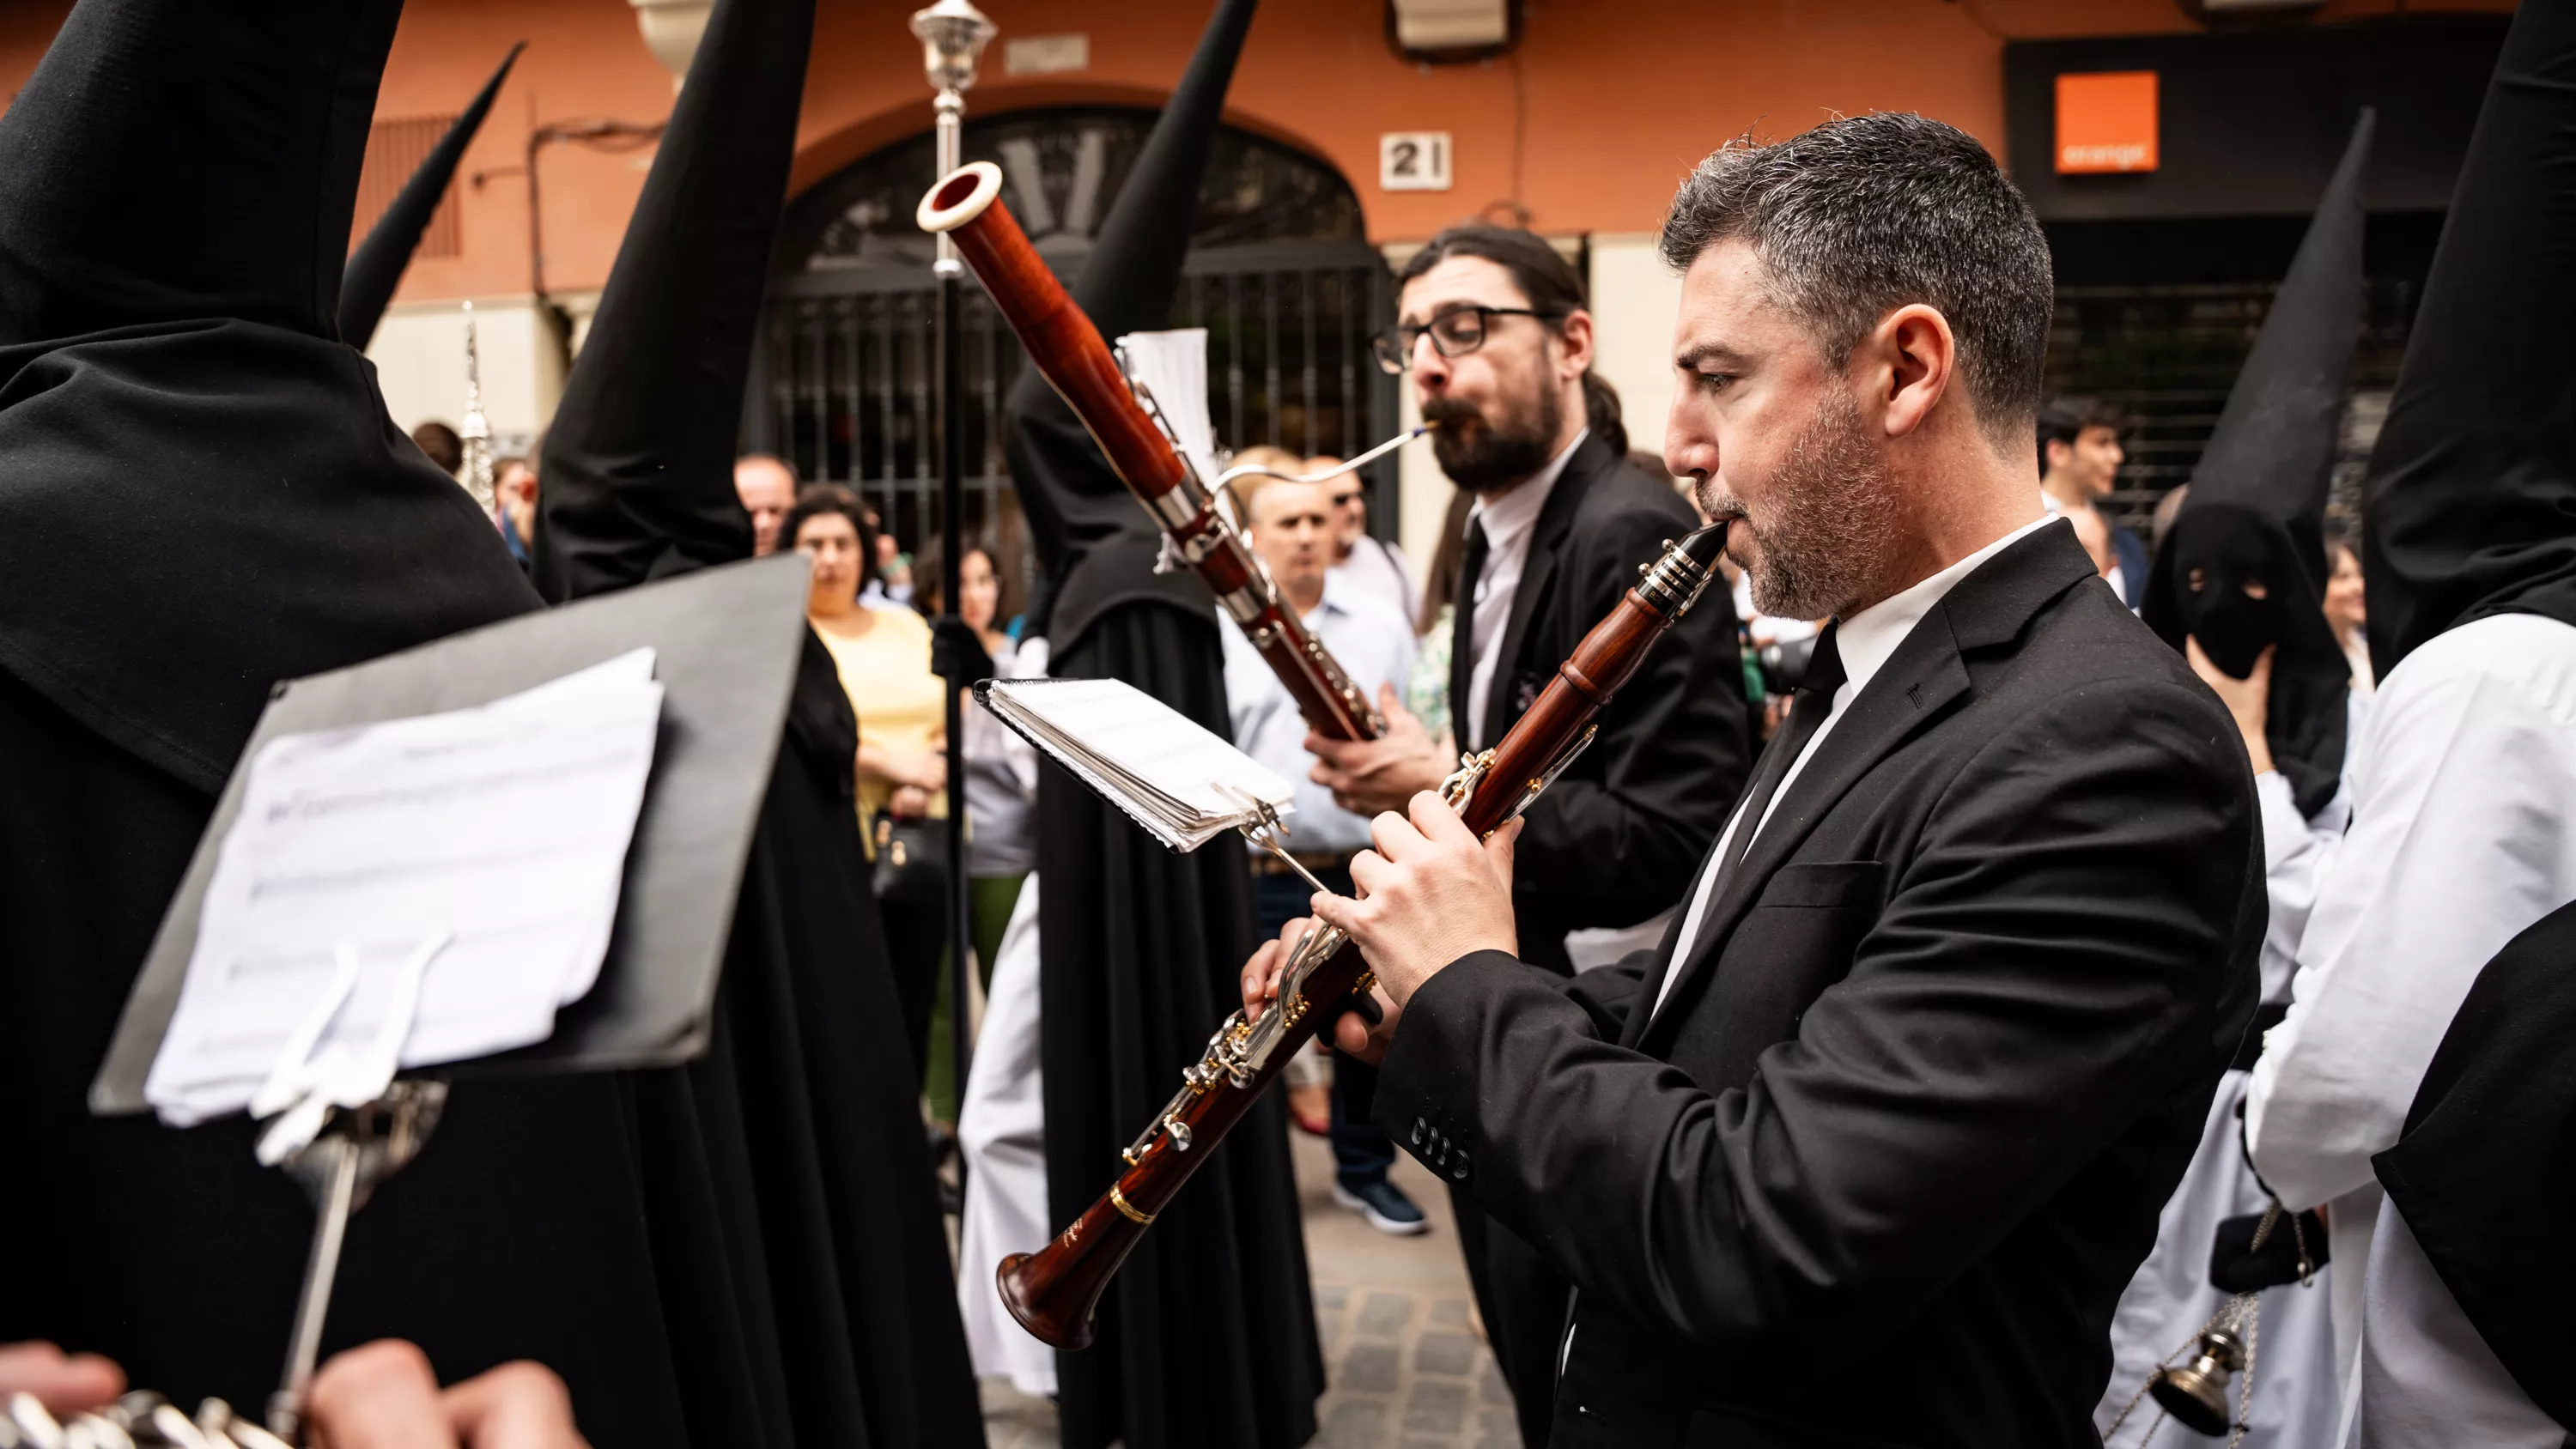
[1466,427,1589,549]
[1833,513,2056,696]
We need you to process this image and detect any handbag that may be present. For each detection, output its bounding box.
[871,809,951,907]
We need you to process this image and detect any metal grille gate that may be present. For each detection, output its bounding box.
[751,240,1399,561]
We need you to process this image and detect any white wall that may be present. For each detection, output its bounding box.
[1585,232,1684,471]
[366,297,568,458]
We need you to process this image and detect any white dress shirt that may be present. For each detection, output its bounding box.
[2243,611,2576,1446]
[1329,534,1419,631]
[1461,429,1586,750]
[1653,513,2056,1016]
[1221,576,1418,855]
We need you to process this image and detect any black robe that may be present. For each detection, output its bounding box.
[0,3,981,1444]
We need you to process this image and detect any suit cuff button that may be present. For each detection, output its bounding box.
[1449,1146,1470,1181]
[1411,1118,1427,1147]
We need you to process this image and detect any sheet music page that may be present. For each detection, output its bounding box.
[1117,328,1224,489]
[980,677,1291,851]
[144,650,665,1126]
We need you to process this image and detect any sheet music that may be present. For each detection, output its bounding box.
[1117,328,1224,491]
[977,677,1291,851]
[144,650,665,1126]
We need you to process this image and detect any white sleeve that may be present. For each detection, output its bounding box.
[2252,770,2341,998]
[2247,652,2576,1210]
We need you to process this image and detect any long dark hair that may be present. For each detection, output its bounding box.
[1395,226,1627,458]
[777,483,879,588]
[1419,488,1477,634]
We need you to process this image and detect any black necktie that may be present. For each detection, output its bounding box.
[1449,517,1491,749]
[1713,624,1848,884]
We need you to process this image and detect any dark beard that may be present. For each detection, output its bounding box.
[1697,388,1898,621]
[1425,384,1564,493]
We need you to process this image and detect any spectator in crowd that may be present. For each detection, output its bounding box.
[732,452,798,557]
[2067,498,2117,580]
[2152,481,2191,551]
[494,454,537,574]
[1404,488,1477,743]
[1223,469,1424,1234]
[2325,521,2373,694]
[785,483,949,1080]
[2038,396,2148,608]
[410,420,463,478]
[1320,458,1418,624]
[912,535,1037,1119]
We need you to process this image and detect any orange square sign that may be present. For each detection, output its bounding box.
[2056,70,2159,174]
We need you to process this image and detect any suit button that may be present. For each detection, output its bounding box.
[1449,1147,1470,1182]
[1411,1118,1426,1147]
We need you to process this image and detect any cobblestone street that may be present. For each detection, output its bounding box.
[978,1128,1520,1448]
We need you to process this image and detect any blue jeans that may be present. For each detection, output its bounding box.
[1251,866,1396,1190]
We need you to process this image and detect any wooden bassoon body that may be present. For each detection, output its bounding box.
[918,160,1384,743]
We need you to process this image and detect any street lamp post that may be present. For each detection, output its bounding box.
[911,0,995,1153]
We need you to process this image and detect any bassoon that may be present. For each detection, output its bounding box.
[917,160,1385,742]
[988,524,1730,1349]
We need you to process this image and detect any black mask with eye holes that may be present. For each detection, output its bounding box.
[2144,501,2351,817]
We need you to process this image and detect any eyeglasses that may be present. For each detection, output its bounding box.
[1370,306,1558,374]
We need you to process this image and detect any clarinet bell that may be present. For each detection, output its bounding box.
[2148,1327,2244,1436]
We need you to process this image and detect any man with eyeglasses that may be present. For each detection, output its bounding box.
[1309,224,1752,1446]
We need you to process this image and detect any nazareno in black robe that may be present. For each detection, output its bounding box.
[2357,0,2576,1420]
[532,0,983,1440]
[0,3,979,1445]
[999,0,1323,1444]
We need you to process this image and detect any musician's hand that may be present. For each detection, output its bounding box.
[1307,686,1449,816]
[1312,792,1520,1009]
[0,1341,125,1416]
[1236,919,1404,1065]
[308,1340,588,1449]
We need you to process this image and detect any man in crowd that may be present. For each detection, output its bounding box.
[495,453,538,573]
[1225,470,1424,1234]
[1305,223,1749,1443]
[410,420,465,479]
[1321,463,1419,624]
[733,452,798,556]
[2038,396,2148,607]
[1276,112,2261,1446]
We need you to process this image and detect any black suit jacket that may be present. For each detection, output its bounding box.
[1465,433,1750,969]
[1381,523,2263,1446]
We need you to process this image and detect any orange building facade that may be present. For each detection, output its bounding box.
[0,0,2517,561]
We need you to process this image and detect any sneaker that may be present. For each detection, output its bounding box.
[1332,1177,1430,1236]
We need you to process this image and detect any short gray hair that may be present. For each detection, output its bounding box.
[1660,112,2054,436]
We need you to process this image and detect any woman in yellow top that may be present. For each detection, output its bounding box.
[782,484,946,1081]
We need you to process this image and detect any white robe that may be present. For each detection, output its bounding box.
[953,876,1057,1397]
[2097,771,2346,1448]
[2247,612,2576,1446]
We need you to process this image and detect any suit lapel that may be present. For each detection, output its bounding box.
[1482,436,1603,749]
[1635,522,2099,1053]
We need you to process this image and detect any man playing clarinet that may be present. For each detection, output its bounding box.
[1254,112,2263,1446]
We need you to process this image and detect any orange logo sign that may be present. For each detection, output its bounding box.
[2056,71,2159,175]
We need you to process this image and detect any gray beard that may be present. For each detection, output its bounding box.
[1704,391,1899,622]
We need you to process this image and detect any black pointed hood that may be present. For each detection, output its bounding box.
[0,0,535,794]
[1002,0,1260,654]
[339,41,525,351]
[2145,111,2370,819]
[532,0,811,603]
[2363,0,2576,679]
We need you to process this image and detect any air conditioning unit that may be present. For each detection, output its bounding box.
[1388,0,1520,64]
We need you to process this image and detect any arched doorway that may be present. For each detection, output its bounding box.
[751,107,1399,563]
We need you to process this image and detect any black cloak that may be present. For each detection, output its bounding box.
[2142,111,2369,821]
[2361,0,2576,680]
[531,0,985,1440]
[2361,1,2576,1421]
[0,4,978,1446]
[1003,0,1326,1444]
[337,41,523,352]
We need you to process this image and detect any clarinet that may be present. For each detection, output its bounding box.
[989,524,1730,1349]
[916,161,1385,743]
